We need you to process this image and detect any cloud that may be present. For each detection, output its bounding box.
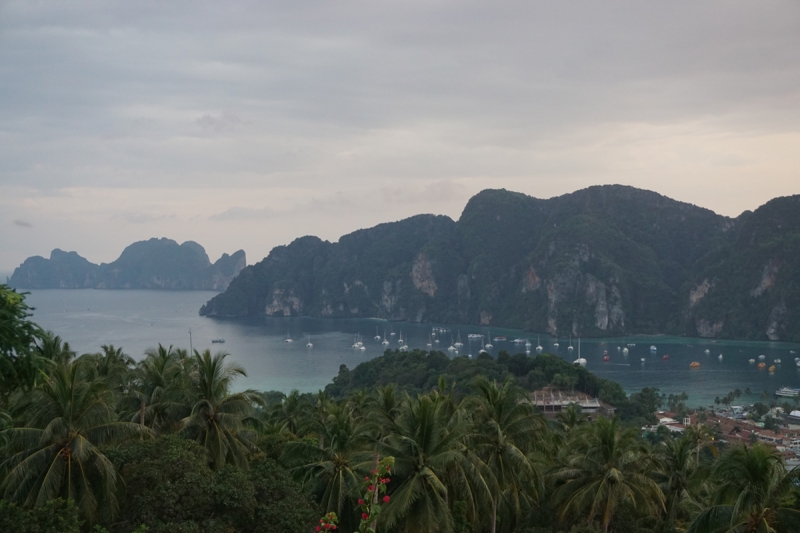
[13,219,33,228]
[210,206,276,221]
[196,111,248,133]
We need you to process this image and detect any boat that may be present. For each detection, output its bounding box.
[769,365,776,373]
[360,345,366,351]
[390,328,396,336]
[447,343,456,352]
[284,331,293,343]
[718,354,723,361]
[775,358,782,364]
[775,387,800,398]
[568,337,574,353]
[622,347,629,356]
[525,340,532,349]
[797,360,800,368]
[641,357,646,362]
[468,333,483,340]
[485,331,493,349]
[758,362,766,369]
[398,332,404,345]
[758,354,766,360]
[513,338,526,344]
[791,350,797,354]
[690,361,700,368]
[382,329,390,346]
[536,336,543,354]
[479,338,488,355]
[211,338,225,343]
[374,327,381,341]
[704,349,710,355]
[662,355,669,360]
[493,336,507,342]
[306,334,313,348]
[399,345,408,352]
[554,342,560,348]
[573,338,586,366]
[603,350,608,356]
[454,331,464,348]
[603,355,610,362]
[749,359,756,363]
[650,345,657,352]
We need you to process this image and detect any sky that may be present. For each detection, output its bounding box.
[2,1,799,273]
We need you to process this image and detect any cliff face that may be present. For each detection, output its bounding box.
[199,185,799,341]
[10,238,246,291]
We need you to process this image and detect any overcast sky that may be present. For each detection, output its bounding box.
[2,1,799,272]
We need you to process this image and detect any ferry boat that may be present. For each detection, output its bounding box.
[689,361,700,368]
[211,338,225,344]
[775,387,800,398]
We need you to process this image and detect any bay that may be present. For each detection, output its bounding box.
[24,289,800,407]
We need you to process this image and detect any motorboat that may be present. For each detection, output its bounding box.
[758,354,766,360]
[774,358,782,364]
[749,358,756,363]
[704,349,710,355]
[603,355,610,362]
[775,387,800,398]
[650,345,657,352]
[769,365,776,373]
[690,362,700,368]
[211,338,225,344]
[758,362,766,369]
[622,347,629,356]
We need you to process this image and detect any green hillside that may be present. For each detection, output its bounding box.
[201,186,800,341]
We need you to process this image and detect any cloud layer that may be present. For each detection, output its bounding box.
[1,1,799,269]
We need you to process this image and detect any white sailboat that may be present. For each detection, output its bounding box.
[479,337,488,355]
[284,330,293,343]
[374,327,381,340]
[306,334,313,348]
[535,335,543,354]
[381,329,390,346]
[573,338,586,366]
[427,334,433,347]
[398,331,404,345]
[447,335,456,352]
[568,337,574,353]
[485,331,493,350]
[454,331,463,348]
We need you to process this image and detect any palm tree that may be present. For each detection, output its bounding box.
[271,389,307,437]
[551,416,665,533]
[657,436,700,524]
[0,360,150,522]
[121,343,186,431]
[685,423,718,464]
[35,332,75,365]
[379,393,480,533]
[468,377,543,533]
[688,443,800,533]
[283,402,372,530]
[179,349,262,469]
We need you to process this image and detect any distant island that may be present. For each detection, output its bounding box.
[10,238,246,291]
[201,185,800,342]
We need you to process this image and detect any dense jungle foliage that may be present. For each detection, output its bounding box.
[200,186,800,342]
[3,285,800,533]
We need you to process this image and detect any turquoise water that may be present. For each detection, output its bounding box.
[24,290,800,407]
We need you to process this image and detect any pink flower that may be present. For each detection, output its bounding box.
[316,527,321,532]
[383,495,390,503]
[362,513,369,520]
[368,485,374,492]
[358,499,365,505]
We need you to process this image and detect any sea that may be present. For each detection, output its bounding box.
[22,289,800,408]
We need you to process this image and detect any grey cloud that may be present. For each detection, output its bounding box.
[210,206,276,221]
[13,219,33,227]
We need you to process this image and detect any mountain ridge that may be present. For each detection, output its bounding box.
[10,238,246,291]
[200,185,799,341]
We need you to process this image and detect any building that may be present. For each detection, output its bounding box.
[529,388,616,417]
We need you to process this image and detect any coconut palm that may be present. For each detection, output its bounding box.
[283,402,372,529]
[0,360,150,522]
[179,349,262,469]
[121,343,186,431]
[685,423,718,464]
[656,435,702,524]
[379,393,479,533]
[270,389,308,437]
[35,332,75,365]
[551,416,665,533]
[468,377,543,533]
[688,443,800,533]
